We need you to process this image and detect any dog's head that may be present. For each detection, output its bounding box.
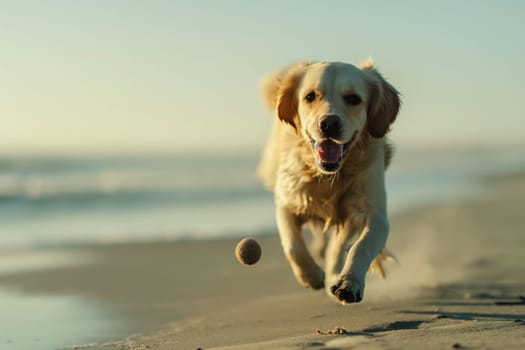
[261,60,400,174]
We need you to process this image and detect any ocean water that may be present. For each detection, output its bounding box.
[1,146,524,248]
[0,289,122,350]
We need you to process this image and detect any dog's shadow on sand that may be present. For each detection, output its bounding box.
[362,319,429,333]
[316,319,429,336]
[401,282,525,322]
[400,310,525,322]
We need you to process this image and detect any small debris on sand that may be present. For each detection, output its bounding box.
[316,327,349,335]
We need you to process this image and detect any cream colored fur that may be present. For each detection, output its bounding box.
[258,60,400,304]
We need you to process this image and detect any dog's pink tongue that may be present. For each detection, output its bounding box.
[317,140,343,163]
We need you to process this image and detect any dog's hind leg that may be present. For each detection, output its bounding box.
[308,220,329,263]
[324,221,359,291]
[276,206,325,290]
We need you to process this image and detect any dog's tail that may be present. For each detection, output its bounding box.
[369,248,397,279]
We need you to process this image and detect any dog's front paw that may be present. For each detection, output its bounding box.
[329,275,364,304]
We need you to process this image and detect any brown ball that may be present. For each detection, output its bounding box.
[235,238,262,265]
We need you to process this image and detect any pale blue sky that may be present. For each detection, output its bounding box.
[1,1,524,154]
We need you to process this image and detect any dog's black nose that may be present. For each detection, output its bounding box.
[319,115,342,138]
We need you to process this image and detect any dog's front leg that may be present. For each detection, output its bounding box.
[329,154,389,304]
[329,214,388,303]
[323,220,358,290]
[276,206,325,289]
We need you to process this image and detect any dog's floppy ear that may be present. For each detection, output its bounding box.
[361,59,401,138]
[260,62,308,129]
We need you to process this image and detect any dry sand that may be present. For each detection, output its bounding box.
[1,174,524,349]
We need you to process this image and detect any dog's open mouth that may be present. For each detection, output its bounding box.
[310,133,357,173]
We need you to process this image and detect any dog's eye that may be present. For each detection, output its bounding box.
[305,92,316,102]
[343,94,362,106]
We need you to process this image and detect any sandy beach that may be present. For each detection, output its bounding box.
[1,173,524,350]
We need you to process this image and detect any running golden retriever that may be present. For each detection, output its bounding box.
[258,59,401,304]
